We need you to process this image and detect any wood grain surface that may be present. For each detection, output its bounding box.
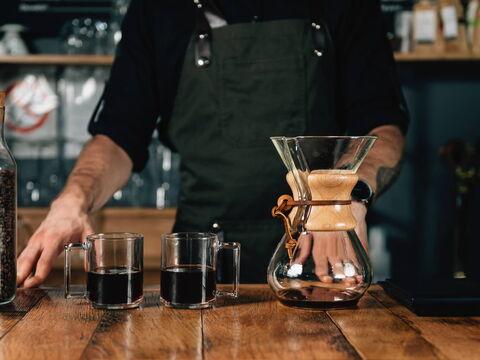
[370,289,480,360]
[0,285,477,360]
[82,291,203,360]
[0,290,104,359]
[203,285,360,360]
[0,289,45,340]
[328,293,445,359]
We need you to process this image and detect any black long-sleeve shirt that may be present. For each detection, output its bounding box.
[89,0,409,171]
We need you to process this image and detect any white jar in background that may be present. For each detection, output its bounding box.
[0,24,29,55]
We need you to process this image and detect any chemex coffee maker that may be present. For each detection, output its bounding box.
[268,136,376,309]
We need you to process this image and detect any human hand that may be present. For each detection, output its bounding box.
[17,198,94,288]
[290,201,368,285]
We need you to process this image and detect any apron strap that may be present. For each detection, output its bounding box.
[193,0,213,68]
[192,0,227,68]
[310,0,332,58]
[192,1,333,64]
[205,0,225,19]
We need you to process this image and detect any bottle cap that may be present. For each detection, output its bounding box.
[0,92,5,107]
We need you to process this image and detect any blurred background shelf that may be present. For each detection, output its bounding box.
[394,52,480,62]
[18,207,177,270]
[1,53,480,66]
[0,55,114,65]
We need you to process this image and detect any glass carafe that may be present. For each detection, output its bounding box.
[0,92,17,305]
[268,136,376,309]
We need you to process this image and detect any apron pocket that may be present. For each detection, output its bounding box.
[220,55,307,149]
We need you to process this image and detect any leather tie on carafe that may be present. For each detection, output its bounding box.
[272,171,358,260]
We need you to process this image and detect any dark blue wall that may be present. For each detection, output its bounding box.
[373,61,480,278]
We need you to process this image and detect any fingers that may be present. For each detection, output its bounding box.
[290,227,367,288]
[287,233,313,278]
[330,259,345,280]
[312,232,333,283]
[310,231,362,287]
[325,232,342,282]
[343,233,364,285]
[16,206,94,289]
[22,246,61,288]
[315,256,332,283]
[292,233,312,264]
[16,243,41,286]
[82,221,95,239]
[17,221,90,287]
[333,233,358,285]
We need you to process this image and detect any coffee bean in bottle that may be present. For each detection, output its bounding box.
[0,92,17,305]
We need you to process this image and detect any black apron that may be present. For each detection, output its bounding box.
[164,1,335,283]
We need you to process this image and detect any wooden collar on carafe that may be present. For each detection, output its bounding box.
[280,171,359,232]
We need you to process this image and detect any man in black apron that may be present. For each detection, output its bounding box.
[17,0,408,286]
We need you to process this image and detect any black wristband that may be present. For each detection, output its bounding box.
[351,180,375,207]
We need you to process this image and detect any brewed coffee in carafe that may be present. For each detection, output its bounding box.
[268,136,376,309]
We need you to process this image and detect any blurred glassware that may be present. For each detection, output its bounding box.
[110,187,132,207]
[168,152,180,207]
[17,144,42,206]
[25,179,40,204]
[93,20,116,55]
[0,41,7,55]
[129,173,151,207]
[5,75,58,130]
[112,0,130,19]
[159,145,172,208]
[4,71,59,207]
[110,0,131,46]
[61,18,97,54]
[0,24,29,55]
[152,140,180,208]
[39,145,64,206]
[60,66,107,159]
[61,11,129,56]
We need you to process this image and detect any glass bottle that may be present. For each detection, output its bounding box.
[0,92,17,304]
[268,136,376,309]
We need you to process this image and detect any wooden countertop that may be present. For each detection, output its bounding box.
[0,285,478,359]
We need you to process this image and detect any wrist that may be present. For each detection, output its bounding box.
[352,199,368,211]
[51,187,91,214]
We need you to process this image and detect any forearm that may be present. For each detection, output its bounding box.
[53,135,133,213]
[356,125,405,198]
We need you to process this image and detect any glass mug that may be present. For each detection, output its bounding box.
[160,233,240,309]
[64,233,144,309]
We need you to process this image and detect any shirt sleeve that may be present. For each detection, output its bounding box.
[88,0,159,172]
[335,0,410,136]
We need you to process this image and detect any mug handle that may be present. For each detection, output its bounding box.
[64,243,88,299]
[216,242,241,298]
